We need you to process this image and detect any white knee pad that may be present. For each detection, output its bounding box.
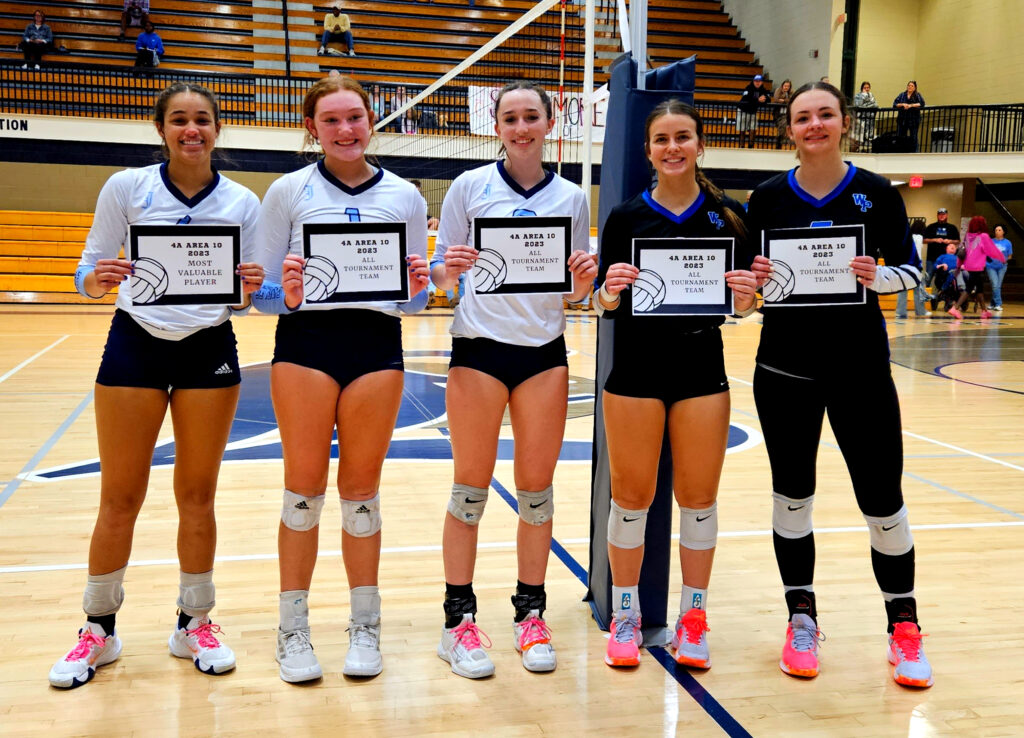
[772,492,814,539]
[447,483,489,526]
[679,503,718,551]
[864,505,914,556]
[341,493,382,537]
[82,565,126,617]
[177,570,215,618]
[281,489,325,532]
[517,485,554,526]
[607,500,649,549]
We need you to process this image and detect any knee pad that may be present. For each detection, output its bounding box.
[82,565,126,617]
[679,502,718,551]
[517,485,554,526]
[864,505,914,556]
[447,483,488,526]
[341,493,382,537]
[177,570,215,618]
[772,492,814,539]
[607,500,649,549]
[281,489,325,532]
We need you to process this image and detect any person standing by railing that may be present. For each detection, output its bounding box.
[771,79,793,149]
[737,73,768,148]
[852,81,878,152]
[893,81,925,152]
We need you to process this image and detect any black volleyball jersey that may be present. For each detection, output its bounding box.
[598,188,752,367]
[747,165,913,376]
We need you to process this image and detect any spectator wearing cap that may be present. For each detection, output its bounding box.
[737,73,768,148]
[319,4,356,57]
[923,207,960,293]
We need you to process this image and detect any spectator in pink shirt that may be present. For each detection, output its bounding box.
[948,215,1006,320]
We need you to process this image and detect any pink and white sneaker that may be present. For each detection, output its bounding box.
[49,622,122,688]
[605,610,643,667]
[780,613,823,678]
[513,609,556,672]
[169,616,236,674]
[888,622,933,688]
[438,613,494,679]
[671,608,711,669]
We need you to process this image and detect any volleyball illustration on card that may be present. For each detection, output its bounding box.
[632,269,667,312]
[472,248,508,293]
[303,254,340,302]
[762,259,795,302]
[131,256,169,304]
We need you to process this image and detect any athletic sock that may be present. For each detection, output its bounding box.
[611,585,640,617]
[681,585,708,613]
[444,582,476,629]
[86,614,116,637]
[511,580,546,622]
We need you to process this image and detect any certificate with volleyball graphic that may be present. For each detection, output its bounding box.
[128,225,241,306]
[762,225,865,307]
[630,237,734,316]
[301,222,409,304]
[471,216,572,295]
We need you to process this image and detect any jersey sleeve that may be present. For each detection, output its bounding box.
[571,188,591,254]
[251,176,295,314]
[76,171,132,297]
[398,185,429,314]
[869,183,921,293]
[744,187,768,259]
[433,174,470,267]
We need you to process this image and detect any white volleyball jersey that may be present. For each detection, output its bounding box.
[256,161,428,316]
[78,162,261,340]
[434,161,590,346]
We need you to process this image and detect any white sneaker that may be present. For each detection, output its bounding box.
[318,46,325,55]
[993,305,1003,312]
[513,610,556,672]
[168,616,236,674]
[438,613,494,679]
[343,618,382,677]
[276,627,322,683]
[49,622,122,688]
[21,64,28,69]
[348,50,356,57]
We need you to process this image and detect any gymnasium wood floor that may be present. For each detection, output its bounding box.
[1,303,1022,737]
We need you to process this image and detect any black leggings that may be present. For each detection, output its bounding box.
[753,362,914,596]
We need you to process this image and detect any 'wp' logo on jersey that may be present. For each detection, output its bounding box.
[708,211,725,230]
[853,193,872,213]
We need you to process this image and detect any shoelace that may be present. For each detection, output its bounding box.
[790,621,824,653]
[187,621,223,648]
[282,628,313,657]
[612,611,641,644]
[67,630,107,661]
[680,611,709,645]
[347,623,379,650]
[451,619,491,651]
[517,615,551,649]
[892,624,926,661]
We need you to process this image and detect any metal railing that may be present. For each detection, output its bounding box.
[2,63,1023,153]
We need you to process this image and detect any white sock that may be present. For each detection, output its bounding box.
[612,585,640,618]
[681,585,708,613]
[280,589,310,632]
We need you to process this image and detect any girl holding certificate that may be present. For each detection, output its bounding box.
[51,83,263,689]
[253,75,430,683]
[595,99,758,670]
[747,82,932,688]
[430,81,595,679]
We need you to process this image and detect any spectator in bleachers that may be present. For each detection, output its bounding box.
[20,10,53,70]
[133,21,164,71]
[119,0,150,42]
[737,74,768,148]
[411,179,440,230]
[893,80,925,152]
[987,224,1012,312]
[319,4,356,57]
[771,79,792,149]
[851,81,878,152]
[392,86,417,134]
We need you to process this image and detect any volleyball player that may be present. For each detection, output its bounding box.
[253,76,430,683]
[747,82,933,688]
[430,82,595,678]
[49,82,263,689]
[596,100,758,669]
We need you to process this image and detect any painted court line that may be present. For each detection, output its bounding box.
[0,335,69,385]
[904,430,1024,473]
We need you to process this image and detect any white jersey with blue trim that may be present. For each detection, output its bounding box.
[434,161,590,346]
[257,161,428,316]
[78,162,260,340]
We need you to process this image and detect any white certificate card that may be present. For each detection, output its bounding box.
[301,222,409,303]
[762,225,865,306]
[631,237,734,316]
[471,216,572,295]
[128,224,241,306]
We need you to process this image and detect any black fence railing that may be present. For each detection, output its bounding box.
[2,63,1023,154]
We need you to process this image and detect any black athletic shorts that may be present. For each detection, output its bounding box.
[449,335,568,392]
[272,308,404,390]
[96,309,240,390]
[964,270,986,295]
[604,326,729,406]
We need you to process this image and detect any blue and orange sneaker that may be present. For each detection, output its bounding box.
[888,622,933,688]
[671,608,711,669]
